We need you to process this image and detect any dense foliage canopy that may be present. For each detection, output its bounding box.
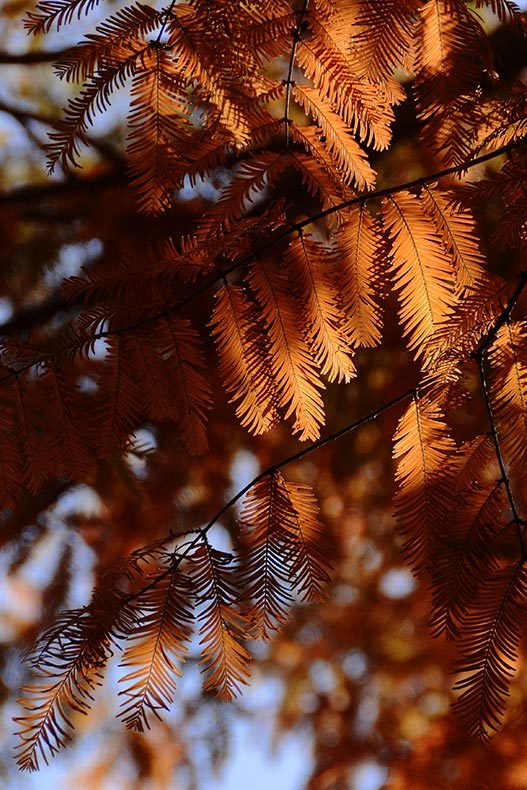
[1,0,527,786]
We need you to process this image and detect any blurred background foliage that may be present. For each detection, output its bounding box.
[1,2,527,788]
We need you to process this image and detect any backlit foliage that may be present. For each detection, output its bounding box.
[2,0,527,778]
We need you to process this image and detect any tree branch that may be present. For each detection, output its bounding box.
[284,0,309,149]
[0,100,127,171]
[125,388,415,603]
[0,49,72,65]
[1,139,526,387]
[475,271,527,559]
[0,170,127,209]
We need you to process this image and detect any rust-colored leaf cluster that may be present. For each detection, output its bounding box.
[4,0,527,775]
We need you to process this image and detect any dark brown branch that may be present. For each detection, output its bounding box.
[475,271,527,560]
[0,101,126,171]
[0,171,127,209]
[284,0,309,149]
[0,49,72,65]
[126,388,415,603]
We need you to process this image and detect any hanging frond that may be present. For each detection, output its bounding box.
[199,153,288,238]
[297,14,395,150]
[14,590,129,771]
[25,0,100,34]
[382,191,456,360]
[247,260,326,441]
[347,0,419,82]
[188,539,252,700]
[93,335,144,458]
[53,4,163,83]
[127,47,193,213]
[474,0,525,31]
[158,317,212,455]
[292,85,376,191]
[46,46,147,173]
[283,477,332,602]
[209,283,277,435]
[414,0,492,164]
[286,150,348,219]
[392,396,458,574]
[36,364,96,481]
[285,233,356,383]
[238,474,300,640]
[420,185,490,294]
[489,322,527,475]
[430,479,506,640]
[480,85,527,151]
[239,470,331,640]
[334,205,385,348]
[453,561,527,740]
[118,562,193,732]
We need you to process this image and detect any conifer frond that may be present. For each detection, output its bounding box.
[53,3,163,84]
[0,378,24,508]
[288,125,355,205]
[292,85,376,191]
[283,477,332,602]
[382,191,456,360]
[158,317,212,455]
[285,234,356,383]
[93,335,144,458]
[430,480,505,640]
[37,364,95,480]
[238,470,331,638]
[14,591,128,771]
[64,208,285,304]
[334,205,385,348]
[463,154,527,250]
[297,15,395,150]
[475,85,527,156]
[415,0,492,164]
[188,539,252,700]
[489,322,527,475]
[248,260,325,441]
[118,563,193,732]
[286,150,348,219]
[199,153,287,238]
[453,561,527,740]
[421,186,490,294]
[126,47,193,213]
[11,374,49,495]
[46,47,147,173]
[393,396,458,574]
[425,275,508,374]
[474,0,525,30]
[209,284,277,436]
[25,0,100,34]
[238,474,300,640]
[348,0,419,82]
[246,12,297,64]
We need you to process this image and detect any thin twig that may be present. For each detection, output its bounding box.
[154,0,178,45]
[125,388,415,603]
[475,271,527,559]
[1,139,526,380]
[284,0,309,150]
